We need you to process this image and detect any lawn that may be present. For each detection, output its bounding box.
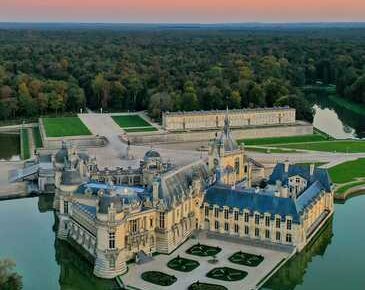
[20,128,30,160]
[186,244,222,257]
[246,147,298,154]
[281,140,365,153]
[206,267,247,282]
[336,181,365,195]
[189,282,228,290]
[229,251,264,267]
[124,127,158,133]
[112,115,151,128]
[141,271,177,286]
[167,256,200,272]
[329,158,365,184]
[43,117,91,137]
[33,126,43,148]
[240,134,329,146]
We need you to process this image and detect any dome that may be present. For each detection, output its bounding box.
[55,147,68,164]
[98,194,124,214]
[61,169,82,186]
[144,149,161,162]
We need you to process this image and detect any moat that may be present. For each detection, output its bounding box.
[0,195,364,290]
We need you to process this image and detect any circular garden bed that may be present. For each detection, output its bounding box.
[186,243,222,257]
[141,271,177,286]
[206,267,247,282]
[167,256,200,272]
[188,281,228,290]
[228,251,264,267]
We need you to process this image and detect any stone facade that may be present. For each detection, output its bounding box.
[53,112,333,279]
[163,107,295,131]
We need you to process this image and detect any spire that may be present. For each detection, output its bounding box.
[224,106,230,136]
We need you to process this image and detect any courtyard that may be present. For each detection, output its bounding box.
[119,232,293,290]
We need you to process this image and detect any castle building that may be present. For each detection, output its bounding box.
[53,111,334,279]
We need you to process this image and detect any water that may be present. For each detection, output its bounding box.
[263,195,365,290]
[0,196,117,290]
[310,94,365,139]
[0,133,21,161]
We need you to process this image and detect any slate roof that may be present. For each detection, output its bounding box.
[268,163,332,192]
[204,184,301,223]
[296,181,325,214]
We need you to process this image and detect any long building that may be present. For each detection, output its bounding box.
[162,107,296,131]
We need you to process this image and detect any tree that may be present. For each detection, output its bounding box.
[275,95,314,122]
[148,92,173,119]
[181,81,199,111]
[18,82,37,116]
[0,259,22,290]
[229,90,241,109]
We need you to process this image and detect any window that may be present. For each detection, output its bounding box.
[224,223,229,231]
[244,212,249,223]
[214,221,219,230]
[244,225,249,235]
[287,219,292,230]
[234,224,239,233]
[276,218,281,229]
[64,201,68,214]
[109,232,116,249]
[159,212,165,229]
[214,208,219,218]
[131,220,137,233]
[205,206,209,217]
[255,214,260,225]
[276,231,281,241]
[265,229,270,239]
[234,210,239,221]
[296,178,300,183]
[150,218,153,228]
[265,216,270,227]
[109,257,116,269]
[234,158,240,173]
[286,233,292,243]
[224,209,229,219]
[255,228,260,237]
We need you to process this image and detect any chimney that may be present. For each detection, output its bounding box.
[310,163,315,176]
[284,160,290,173]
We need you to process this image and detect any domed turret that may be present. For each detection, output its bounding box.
[98,194,124,214]
[55,141,69,164]
[143,149,161,162]
[61,169,82,186]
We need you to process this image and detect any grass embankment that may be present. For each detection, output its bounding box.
[241,134,329,146]
[281,140,365,153]
[328,158,365,199]
[245,147,298,154]
[112,115,158,132]
[32,126,43,148]
[43,117,91,137]
[20,128,30,160]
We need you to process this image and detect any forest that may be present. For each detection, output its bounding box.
[0,26,364,123]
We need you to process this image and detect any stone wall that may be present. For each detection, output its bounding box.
[128,122,313,145]
[163,107,295,131]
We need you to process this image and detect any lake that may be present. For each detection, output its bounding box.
[0,195,364,290]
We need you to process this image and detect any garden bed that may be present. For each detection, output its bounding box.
[141,271,177,286]
[167,256,200,272]
[229,251,264,267]
[186,244,222,257]
[206,267,247,282]
[188,281,228,290]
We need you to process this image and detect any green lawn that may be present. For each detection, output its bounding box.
[246,147,298,154]
[206,267,247,282]
[240,134,329,146]
[229,251,264,267]
[43,117,91,137]
[20,128,30,160]
[167,256,200,272]
[141,271,177,286]
[329,158,365,184]
[112,115,151,128]
[33,126,43,148]
[189,282,228,290]
[336,181,365,195]
[186,244,222,257]
[281,140,365,153]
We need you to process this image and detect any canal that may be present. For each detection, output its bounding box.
[0,133,21,161]
[0,195,364,290]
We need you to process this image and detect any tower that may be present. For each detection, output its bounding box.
[208,108,250,186]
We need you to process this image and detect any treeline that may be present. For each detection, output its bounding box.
[0,28,364,122]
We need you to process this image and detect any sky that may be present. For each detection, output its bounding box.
[1,0,365,23]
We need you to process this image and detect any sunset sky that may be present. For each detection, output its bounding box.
[1,0,365,23]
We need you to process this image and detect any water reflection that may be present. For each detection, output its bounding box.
[309,93,365,139]
[0,133,21,161]
[263,219,333,290]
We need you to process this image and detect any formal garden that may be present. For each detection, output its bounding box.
[42,117,91,137]
[188,281,228,290]
[186,243,222,257]
[167,256,200,272]
[206,267,248,282]
[141,271,177,286]
[229,251,264,267]
[111,114,157,132]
